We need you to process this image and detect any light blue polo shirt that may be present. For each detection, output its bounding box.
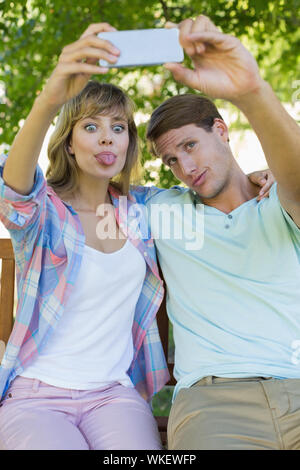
[147,183,300,401]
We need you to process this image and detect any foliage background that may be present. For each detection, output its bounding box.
[1,0,300,415]
[1,0,300,189]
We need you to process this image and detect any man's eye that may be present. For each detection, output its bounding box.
[167,157,177,167]
[186,142,196,149]
[85,124,97,132]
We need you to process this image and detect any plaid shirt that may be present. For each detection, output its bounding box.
[0,152,169,403]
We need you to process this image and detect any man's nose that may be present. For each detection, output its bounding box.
[180,156,197,176]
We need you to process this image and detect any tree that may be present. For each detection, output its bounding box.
[1,0,300,187]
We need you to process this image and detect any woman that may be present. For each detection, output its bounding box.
[0,22,272,450]
[0,22,169,450]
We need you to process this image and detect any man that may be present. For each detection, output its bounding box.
[145,15,300,449]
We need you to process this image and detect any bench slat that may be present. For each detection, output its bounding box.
[0,240,15,346]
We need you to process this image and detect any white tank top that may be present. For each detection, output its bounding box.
[21,240,146,389]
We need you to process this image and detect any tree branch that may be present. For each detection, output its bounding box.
[160,0,171,22]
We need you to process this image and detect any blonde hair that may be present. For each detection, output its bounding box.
[46,81,141,197]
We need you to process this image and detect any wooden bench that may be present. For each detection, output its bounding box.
[0,238,175,447]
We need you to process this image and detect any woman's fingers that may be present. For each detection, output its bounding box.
[257,189,270,201]
[258,180,273,197]
[56,61,109,76]
[61,35,120,58]
[59,23,120,68]
[60,46,119,66]
[256,172,275,200]
[38,23,120,107]
[58,33,120,70]
[80,22,117,39]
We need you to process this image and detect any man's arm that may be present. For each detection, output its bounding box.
[231,82,300,226]
[164,15,300,226]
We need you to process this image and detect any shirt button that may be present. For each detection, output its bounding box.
[228,214,233,219]
[225,224,230,229]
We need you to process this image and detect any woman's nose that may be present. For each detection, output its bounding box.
[98,129,113,145]
[99,136,113,145]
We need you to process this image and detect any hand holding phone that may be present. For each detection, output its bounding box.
[97,28,184,68]
[38,23,118,109]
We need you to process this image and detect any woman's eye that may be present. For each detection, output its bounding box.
[85,124,97,132]
[113,124,125,132]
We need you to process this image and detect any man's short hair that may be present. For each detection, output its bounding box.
[146,94,224,156]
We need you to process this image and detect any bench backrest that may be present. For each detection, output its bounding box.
[0,239,15,347]
[0,238,176,384]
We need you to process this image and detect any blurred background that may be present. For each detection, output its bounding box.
[1,0,300,414]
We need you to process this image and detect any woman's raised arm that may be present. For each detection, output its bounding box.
[3,23,119,195]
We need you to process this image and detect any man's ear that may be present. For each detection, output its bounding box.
[213,118,230,143]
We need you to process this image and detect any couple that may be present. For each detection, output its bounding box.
[0,15,299,450]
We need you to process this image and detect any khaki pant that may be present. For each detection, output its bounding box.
[168,376,300,450]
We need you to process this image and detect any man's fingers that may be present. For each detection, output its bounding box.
[164,62,196,86]
[187,30,229,46]
[177,19,197,56]
[164,62,184,75]
[165,21,178,29]
[180,30,231,59]
[192,15,220,33]
[173,17,223,57]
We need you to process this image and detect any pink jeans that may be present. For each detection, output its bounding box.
[0,376,162,450]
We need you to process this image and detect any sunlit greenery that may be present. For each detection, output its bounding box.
[1,0,300,188]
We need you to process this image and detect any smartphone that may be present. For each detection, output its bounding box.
[98,28,183,68]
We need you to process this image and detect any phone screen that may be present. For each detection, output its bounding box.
[98,28,183,68]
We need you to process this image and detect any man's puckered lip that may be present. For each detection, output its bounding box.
[192,169,207,186]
